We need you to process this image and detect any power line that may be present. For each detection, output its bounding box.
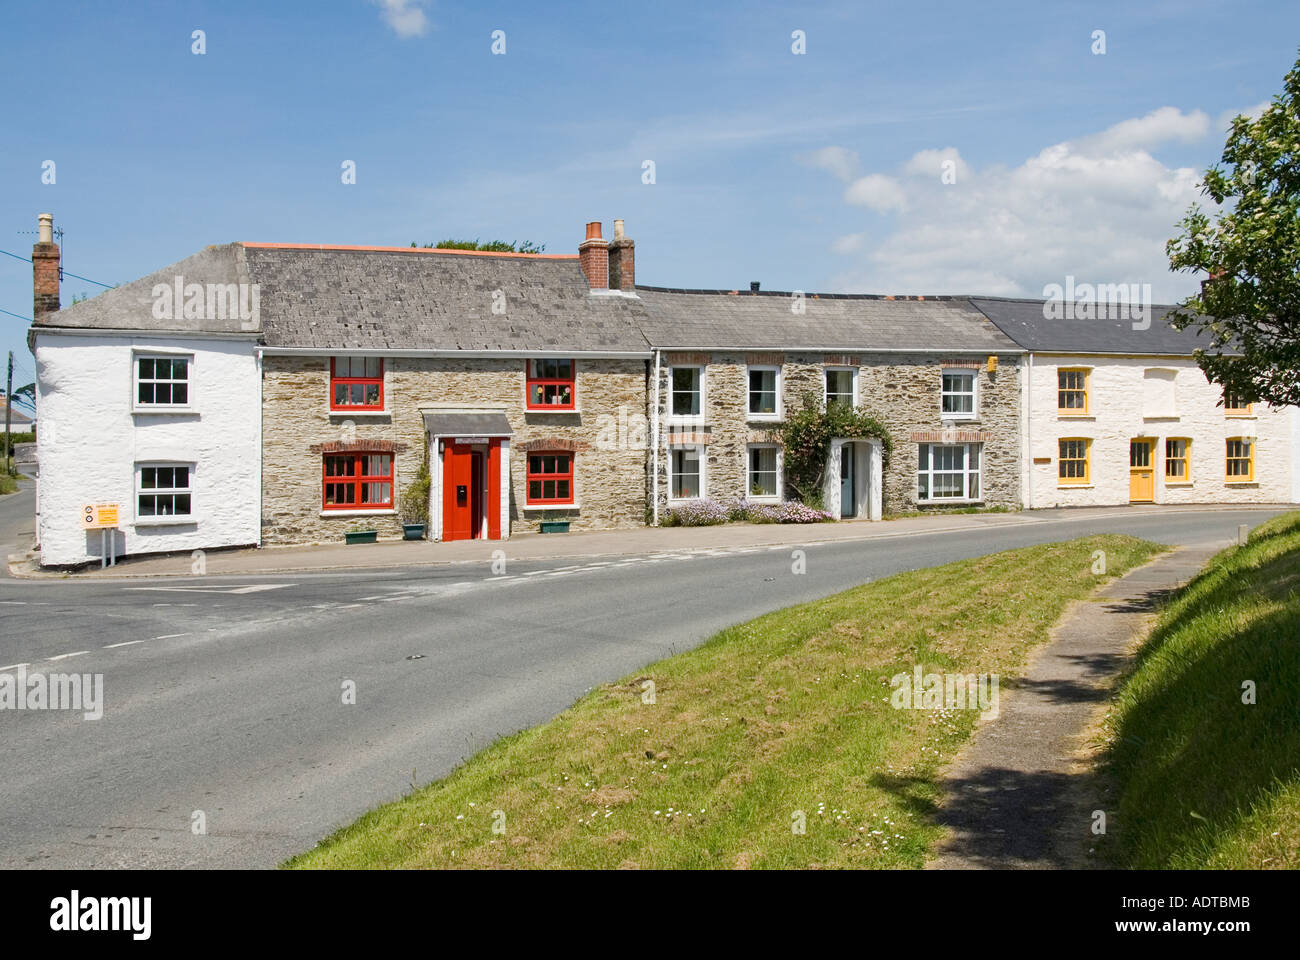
[0,247,114,288]
[0,308,32,323]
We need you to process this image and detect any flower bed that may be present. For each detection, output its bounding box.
[662,498,834,527]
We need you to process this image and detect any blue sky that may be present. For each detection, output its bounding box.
[2,0,1298,385]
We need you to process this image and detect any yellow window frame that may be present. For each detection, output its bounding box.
[1058,437,1091,485]
[1225,437,1255,482]
[1165,437,1191,481]
[1223,390,1253,416]
[1058,368,1090,414]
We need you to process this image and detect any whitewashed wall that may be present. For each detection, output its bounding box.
[33,333,261,565]
[1027,354,1298,507]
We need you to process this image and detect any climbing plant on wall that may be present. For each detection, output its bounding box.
[777,390,893,506]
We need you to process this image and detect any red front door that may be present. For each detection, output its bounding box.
[442,443,480,541]
[442,441,502,541]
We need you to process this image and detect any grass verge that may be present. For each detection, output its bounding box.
[0,470,17,495]
[288,534,1161,869]
[1100,511,1300,869]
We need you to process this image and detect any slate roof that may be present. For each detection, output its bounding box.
[244,245,652,353]
[33,238,1213,359]
[635,287,1021,353]
[969,297,1209,356]
[32,243,255,335]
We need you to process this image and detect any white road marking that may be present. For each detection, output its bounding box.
[48,651,89,661]
[153,633,190,641]
[127,584,292,595]
[0,663,29,671]
[104,640,146,649]
[0,600,27,605]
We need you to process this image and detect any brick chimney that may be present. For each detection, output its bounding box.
[32,213,60,322]
[607,218,635,291]
[578,220,608,290]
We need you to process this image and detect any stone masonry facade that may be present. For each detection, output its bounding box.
[652,351,1022,515]
[262,356,649,543]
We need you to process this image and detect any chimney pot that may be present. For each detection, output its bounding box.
[578,221,609,290]
[607,218,635,292]
[32,213,60,322]
[750,281,760,293]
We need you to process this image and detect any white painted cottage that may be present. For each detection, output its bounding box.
[972,297,1300,508]
[28,216,262,566]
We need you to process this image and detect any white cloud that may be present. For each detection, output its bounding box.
[816,107,1216,300]
[370,0,430,38]
[831,233,866,254]
[844,173,907,212]
[800,146,859,182]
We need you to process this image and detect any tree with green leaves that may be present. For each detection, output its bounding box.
[410,239,546,253]
[1166,50,1300,407]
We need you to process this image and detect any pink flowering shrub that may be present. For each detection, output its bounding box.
[663,498,833,526]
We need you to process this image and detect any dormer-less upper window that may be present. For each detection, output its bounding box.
[331,357,384,411]
[136,356,190,407]
[527,359,576,409]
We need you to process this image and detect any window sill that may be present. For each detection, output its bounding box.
[666,417,706,426]
[1164,481,1194,487]
[1225,413,1256,419]
[320,509,397,518]
[134,516,195,527]
[522,503,579,511]
[939,415,978,422]
[133,407,196,416]
[917,499,984,506]
[525,406,580,415]
[1057,414,1094,420]
[1143,415,1180,421]
[747,414,782,422]
[329,409,390,418]
[1057,484,1094,489]
[1224,480,1258,486]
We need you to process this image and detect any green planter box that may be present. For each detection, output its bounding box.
[539,520,571,534]
[345,530,378,545]
[402,523,426,541]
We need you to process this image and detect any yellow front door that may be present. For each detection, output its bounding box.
[1129,439,1155,502]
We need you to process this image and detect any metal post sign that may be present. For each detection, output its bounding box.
[82,503,120,529]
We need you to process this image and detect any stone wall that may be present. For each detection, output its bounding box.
[262,356,649,543]
[652,351,1023,515]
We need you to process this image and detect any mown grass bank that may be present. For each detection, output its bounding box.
[288,534,1161,869]
[1101,511,1300,869]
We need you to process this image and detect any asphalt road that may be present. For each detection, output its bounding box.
[0,483,1288,868]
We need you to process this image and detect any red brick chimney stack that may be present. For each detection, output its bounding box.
[32,213,60,322]
[578,220,608,290]
[607,218,635,292]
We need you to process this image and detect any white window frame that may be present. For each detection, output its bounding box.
[917,443,982,503]
[135,461,195,525]
[668,445,706,501]
[667,366,705,424]
[940,368,978,420]
[824,366,857,409]
[746,443,781,501]
[747,365,782,421]
[133,351,194,413]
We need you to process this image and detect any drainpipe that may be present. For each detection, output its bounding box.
[256,346,264,546]
[1025,352,1034,511]
[651,349,661,526]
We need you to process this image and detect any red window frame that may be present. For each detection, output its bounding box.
[526,359,576,410]
[330,357,384,411]
[322,452,394,510]
[526,451,575,505]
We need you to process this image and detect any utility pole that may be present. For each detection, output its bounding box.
[4,351,12,474]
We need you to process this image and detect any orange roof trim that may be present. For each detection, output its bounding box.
[239,241,579,260]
